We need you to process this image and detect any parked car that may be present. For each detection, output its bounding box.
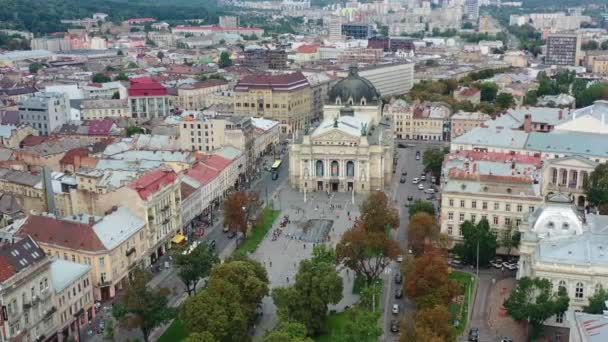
[396,255,403,263]
[468,328,479,341]
[420,175,426,181]
[407,195,414,201]
[500,338,514,342]
[490,259,503,269]
[431,176,437,183]
[412,178,419,184]
[394,273,403,284]
[416,155,420,160]
[395,288,403,299]
[222,225,229,233]
[392,304,400,315]
[401,170,407,176]
[390,320,399,333]
[424,188,435,194]
[502,262,518,270]
[400,177,406,183]
[449,259,463,268]
[418,184,424,190]
[208,240,216,249]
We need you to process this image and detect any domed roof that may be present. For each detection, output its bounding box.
[328,66,381,106]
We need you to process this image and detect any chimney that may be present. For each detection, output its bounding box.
[524,114,532,133]
[558,110,563,120]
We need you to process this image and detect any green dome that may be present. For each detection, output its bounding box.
[328,66,381,106]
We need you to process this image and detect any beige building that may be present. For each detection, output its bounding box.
[251,117,280,159]
[175,79,231,111]
[233,72,312,134]
[289,66,394,193]
[385,99,451,141]
[0,124,36,149]
[0,236,57,342]
[17,206,147,300]
[440,151,544,243]
[541,155,596,208]
[589,55,608,74]
[81,99,131,120]
[453,87,481,104]
[450,111,491,140]
[503,50,529,68]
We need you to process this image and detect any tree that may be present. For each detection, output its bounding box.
[499,224,521,257]
[495,92,515,109]
[359,191,399,233]
[117,49,124,56]
[407,212,440,256]
[264,322,313,342]
[336,219,400,284]
[408,200,435,217]
[92,73,111,83]
[602,40,608,50]
[462,22,474,29]
[114,73,129,81]
[312,243,336,264]
[425,59,438,67]
[584,163,608,213]
[173,242,219,296]
[453,219,497,267]
[584,288,608,314]
[185,332,216,342]
[453,100,475,112]
[273,254,343,335]
[218,51,232,68]
[524,90,538,106]
[338,308,382,342]
[112,91,120,99]
[157,51,165,62]
[479,82,498,102]
[422,148,448,177]
[503,277,569,339]
[29,62,44,74]
[404,248,458,309]
[223,191,260,241]
[413,305,456,341]
[126,126,145,137]
[582,40,599,50]
[112,268,174,342]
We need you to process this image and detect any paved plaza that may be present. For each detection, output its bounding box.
[251,185,366,339]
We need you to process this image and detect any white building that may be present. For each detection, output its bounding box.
[81,82,127,100]
[18,92,70,135]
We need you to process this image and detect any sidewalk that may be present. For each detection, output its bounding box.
[487,278,527,341]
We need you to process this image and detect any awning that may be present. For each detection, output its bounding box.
[171,234,186,244]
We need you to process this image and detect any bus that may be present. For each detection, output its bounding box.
[271,159,281,180]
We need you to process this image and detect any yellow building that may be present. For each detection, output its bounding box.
[233,72,312,134]
[385,99,451,141]
[17,206,148,300]
[175,79,231,111]
[591,55,608,75]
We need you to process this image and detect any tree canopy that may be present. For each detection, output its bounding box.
[479,82,498,102]
[263,321,313,342]
[223,191,260,239]
[584,288,608,314]
[218,51,232,68]
[503,277,569,339]
[453,219,497,267]
[584,163,608,214]
[408,200,436,217]
[407,212,440,257]
[359,191,399,233]
[92,73,112,83]
[172,242,219,296]
[404,248,459,309]
[422,148,448,177]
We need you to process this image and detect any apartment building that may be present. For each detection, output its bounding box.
[16,206,147,300]
[545,33,581,66]
[450,111,491,139]
[81,82,127,100]
[341,23,372,39]
[174,79,231,111]
[385,99,451,140]
[50,259,94,341]
[439,151,544,243]
[589,55,608,74]
[80,99,131,120]
[19,92,70,135]
[128,78,172,122]
[243,48,288,70]
[233,72,312,134]
[0,236,57,342]
[251,117,280,159]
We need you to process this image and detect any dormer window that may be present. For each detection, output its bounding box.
[348,98,353,105]
[562,222,570,230]
[360,98,366,105]
[336,98,341,105]
[506,188,512,194]
[547,221,555,229]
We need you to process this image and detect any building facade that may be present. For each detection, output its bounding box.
[128,78,172,122]
[175,80,231,111]
[80,99,131,120]
[545,33,581,66]
[19,92,70,136]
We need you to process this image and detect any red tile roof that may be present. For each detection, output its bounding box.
[127,18,156,24]
[174,25,262,32]
[17,215,107,252]
[128,168,178,200]
[21,135,54,147]
[185,163,220,185]
[235,72,309,91]
[60,147,89,165]
[297,44,320,54]
[88,119,114,135]
[458,87,480,97]
[128,77,168,97]
[199,154,232,171]
[0,255,15,282]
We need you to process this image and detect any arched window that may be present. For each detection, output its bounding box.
[316,160,324,177]
[336,98,341,105]
[547,221,555,229]
[331,161,339,177]
[595,283,603,294]
[551,168,558,184]
[346,161,355,177]
[562,222,570,230]
[360,98,366,105]
[575,282,584,299]
[558,280,567,294]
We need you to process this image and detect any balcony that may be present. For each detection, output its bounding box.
[44,306,57,319]
[546,183,582,192]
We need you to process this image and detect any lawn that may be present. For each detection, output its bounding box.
[449,271,476,334]
[234,207,280,256]
[314,309,381,342]
[158,319,187,342]
[352,276,384,311]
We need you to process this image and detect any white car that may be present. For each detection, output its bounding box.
[415,155,420,160]
[412,178,419,184]
[418,184,424,190]
[424,188,435,194]
[490,259,503,269]
[502,261,518,270]
[420,175,426,181]
[392,304,400,315]
[396,255,404,263]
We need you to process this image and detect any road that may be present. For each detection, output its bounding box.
[381,140,446,341]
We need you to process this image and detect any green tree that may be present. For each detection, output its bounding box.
[126,126,145,137]
[584,163,608,214]
[453,219,497,267]
[503,277,569,339]
[462,22,474,29]
[29,62,44,74]
[422,148,448,177]
[173,242,219,296]
[114,73,129,81]
[117,49,124,56]
[157,51,165,62]
[602,40,608,50]
[453,100,476,112]
[495,92,515,109]
[576,83,608,108]
[264,321,313,342]
[218,51,232,68]
[112,268,174,342]
[408,200,436,217]
[583,288,608,314]
[524,90,538,105]
[479,82,498,102]
[185,332,216,342]
[273,254,343,335]
[92,73,111,83]
[582,40,599,50]
[499,225,521,257]
[338,308,382,342]
[311,243,336,265]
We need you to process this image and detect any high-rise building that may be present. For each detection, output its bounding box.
[328,16,342,42]
[545,33,581,66]
[19,91,70,135]
[464,0,480,21]
[341,23,373,39]
[243,48,288,70]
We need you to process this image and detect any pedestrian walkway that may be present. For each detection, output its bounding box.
[488,278,527,342]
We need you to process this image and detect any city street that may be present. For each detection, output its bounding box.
[380,140,443,341]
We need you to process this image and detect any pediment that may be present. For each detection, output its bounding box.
[311,128,359,143]
[546,155,598,169]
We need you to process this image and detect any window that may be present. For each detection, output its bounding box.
[448,212,454,221]
[516,218,522,227]
[99,257,105,267]
[595,283,603,294]
[505,217,512,226]
[449,199,454,207]
[517,204,523,212]
[494,202,499,210]
[481,214,487,222]
[482,201,488,210]
[493,216,499,225]
[460,200,465,208]
[563,222,570,230]
[529,206,535,212]
[331,161,339,177]
[575,282,584,299]
[470,214,476,222]
[471,200,477,209]
[556,312,564,324]
[447,225,453,235]
[505,204,511,212]
[459,213,465,222]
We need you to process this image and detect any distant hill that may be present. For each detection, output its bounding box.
[0,0,218,34]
